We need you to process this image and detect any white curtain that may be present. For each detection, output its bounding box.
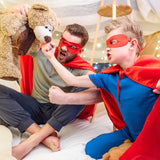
[1,0,160,62]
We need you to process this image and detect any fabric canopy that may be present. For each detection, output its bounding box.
[1,0,160,62]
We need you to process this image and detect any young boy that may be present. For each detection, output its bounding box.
[42,16,160,159]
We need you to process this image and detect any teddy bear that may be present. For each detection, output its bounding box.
[0,4,57,81]
[102,139,133,160]
[0,125,17,160]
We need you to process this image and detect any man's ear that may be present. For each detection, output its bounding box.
[81,48,84,53]
[78,48,84,55]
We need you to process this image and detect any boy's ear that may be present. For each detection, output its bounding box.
[130,39,138,50]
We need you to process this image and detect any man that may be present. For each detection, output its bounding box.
[0,4,95,160]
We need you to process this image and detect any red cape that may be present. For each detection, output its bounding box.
[100,55,160,160]
[19,48,95,119]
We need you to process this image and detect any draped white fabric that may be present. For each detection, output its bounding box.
[0,0,160,62]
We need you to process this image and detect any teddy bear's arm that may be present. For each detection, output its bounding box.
[0,13,27,36]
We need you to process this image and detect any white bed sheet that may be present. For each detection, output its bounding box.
[10,111,113,160]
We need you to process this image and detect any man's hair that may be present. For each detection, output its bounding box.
[105,16,144,54]
[64,23,89,48]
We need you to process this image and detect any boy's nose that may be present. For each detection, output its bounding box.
[106,47,110,52]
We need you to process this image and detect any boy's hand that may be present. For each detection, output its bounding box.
[153,80,160,94]
[5,4,30,16]
[49,86,67,104]
[42,42,56,60]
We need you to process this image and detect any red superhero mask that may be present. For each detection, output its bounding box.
[106,34,142,51]
[58,37,83,54]
[106,34,131,48]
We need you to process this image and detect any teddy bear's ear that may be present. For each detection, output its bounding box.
[31,4,49,11]
[102,153,110,160]
[124,139,131,143]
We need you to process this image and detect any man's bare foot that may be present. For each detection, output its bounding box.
[12,134,60,160]
[42,134,60,152]
[12,139,38,160]
[12,123,59,159]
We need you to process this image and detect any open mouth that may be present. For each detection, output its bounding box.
[107,53,111,60]
[59,51,66,59]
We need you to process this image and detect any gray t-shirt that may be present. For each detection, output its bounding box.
[29,50,89,103]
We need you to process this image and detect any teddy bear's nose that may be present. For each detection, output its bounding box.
[44,36,51,43]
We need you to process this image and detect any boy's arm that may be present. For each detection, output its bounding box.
[153,80,160,94]
[49,86,103,105]
[42,42,96,88]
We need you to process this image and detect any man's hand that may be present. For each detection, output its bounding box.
[42,42,56,60]
[153,80,160,94]
[5,4,30,16]
[49,86,67,104]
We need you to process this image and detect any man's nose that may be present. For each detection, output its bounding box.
[61,46,67,51]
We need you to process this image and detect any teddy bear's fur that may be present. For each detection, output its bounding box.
[102,139,133,160]
[0,12,27,80]
[0,4,57,81]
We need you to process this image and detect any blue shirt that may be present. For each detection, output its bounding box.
[89,72,158,140]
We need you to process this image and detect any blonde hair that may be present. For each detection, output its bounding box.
[105,16,144,54]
